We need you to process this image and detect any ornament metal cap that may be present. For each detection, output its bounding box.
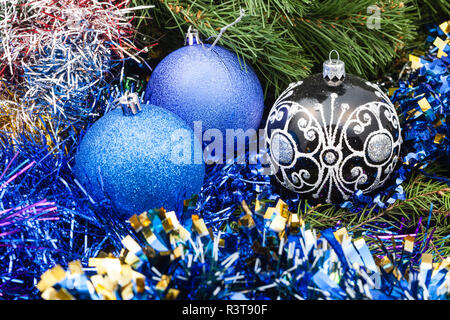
[120,92,142,116]
[185,26,202,46]
[323,50,345,87]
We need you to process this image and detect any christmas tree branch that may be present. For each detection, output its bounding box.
[133,0,417,95]
[412,0,450,21]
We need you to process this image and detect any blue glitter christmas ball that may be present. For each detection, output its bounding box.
[74,104,205,217]
[144,43,265,133]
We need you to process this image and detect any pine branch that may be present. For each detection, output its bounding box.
[411,0,450,22]
[133,0,417,96]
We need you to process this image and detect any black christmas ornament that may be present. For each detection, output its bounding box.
[264,51,402,204]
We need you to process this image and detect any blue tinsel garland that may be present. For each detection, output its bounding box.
[392,22,450,182]
[36,203,450,300]
[0,22,449,300]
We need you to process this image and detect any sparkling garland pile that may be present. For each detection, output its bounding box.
[197,152,274,232]
[0,0,150,120]
[0,92,421,300]
[0,4,448,299]
[391,21,450,176]
[0,4,153,294]
[0,132,131,299]
[0,84,30,138]
[0,82,58,144]
[37,200,450,300]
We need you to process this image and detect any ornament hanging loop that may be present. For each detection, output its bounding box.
[329,50,340,62]
[120,92,142,116]
[185,26,202,46]
[323,50,346,87]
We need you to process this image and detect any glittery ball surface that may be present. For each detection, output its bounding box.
[145,44,265,132]
[74,104,205,217]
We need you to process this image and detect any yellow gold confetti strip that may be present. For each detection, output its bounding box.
[409,54,423,70]
[440,21,450,34]
[192,214,209,237]
[433,37,449,58]
[36,264,66,292]
[36,198,450,300]
[418,97,431,112]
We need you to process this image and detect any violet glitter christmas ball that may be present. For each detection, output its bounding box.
[74,97,205,217]
[144,32,264,133]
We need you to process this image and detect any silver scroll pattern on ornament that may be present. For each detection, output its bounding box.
[265,80,402,203]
